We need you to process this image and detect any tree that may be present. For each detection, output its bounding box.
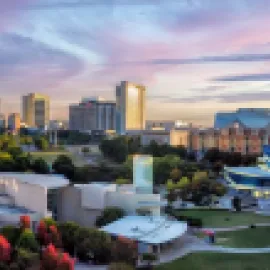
[32,158,50,174]
[176,177,190,189]
[142,253,157,268]
[95,207,125,227]
[58,222,79,256]
[180,179,226,206]
[52,155,75,180]
[14,154,31,172]
[75,228,111,263]
[166,190,177,206]
[170,168,181,182]
[100,137,128,163]
[0,152,15,172]
[115,178,131,185]
[35,137,49,151]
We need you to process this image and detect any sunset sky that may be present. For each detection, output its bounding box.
[1,0,270,126]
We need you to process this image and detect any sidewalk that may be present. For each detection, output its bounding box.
[204,222,270,232]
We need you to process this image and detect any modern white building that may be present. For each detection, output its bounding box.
[58,183,164,227]
[0,173,69,228]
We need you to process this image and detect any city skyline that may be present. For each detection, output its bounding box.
[1,0,270,125]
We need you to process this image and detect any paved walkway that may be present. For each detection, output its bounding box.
[204,222,270,232]
[75,264,107,270]
[153,232,270,266]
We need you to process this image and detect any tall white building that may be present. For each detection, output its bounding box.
[22,93,50,129]
[116,81,146,135]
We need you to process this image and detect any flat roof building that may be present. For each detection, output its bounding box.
[69,97,116,132]
[0,173,69,227]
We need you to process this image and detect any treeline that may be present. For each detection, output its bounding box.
[100,136,191,163]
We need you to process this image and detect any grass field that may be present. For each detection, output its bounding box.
[30,151,87,166]
[156,253,270,270]
[215,227,270,248]
[173,210,270,228]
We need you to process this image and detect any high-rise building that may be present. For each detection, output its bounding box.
[116,81,146,134]
[8,113,21,133]
[0,114,6,130]
[22,93,50,129]
[69,97,116,132]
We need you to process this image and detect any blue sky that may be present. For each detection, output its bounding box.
[1,0,270,125]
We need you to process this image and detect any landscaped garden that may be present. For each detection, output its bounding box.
[172,209,270,228]
[215,226,270,248]
[156,253,270,270]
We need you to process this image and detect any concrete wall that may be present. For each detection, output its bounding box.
[57,186,101,227]
[105,191,161,215]
[0,177,47,218]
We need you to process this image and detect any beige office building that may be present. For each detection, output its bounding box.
[8,113,21,132]
[22,93,50,129]
[116,81,146,134]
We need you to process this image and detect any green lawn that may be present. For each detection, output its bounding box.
[215,227,270,248]
[30,151,87,166]
[156,253,270,270]
[173,210,270,228]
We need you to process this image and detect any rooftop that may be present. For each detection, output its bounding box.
[215,109,270,129]
[101,215,187,244]
[0,173,69,189]
[226,167,270,178]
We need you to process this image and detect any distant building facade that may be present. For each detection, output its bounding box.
[146,120,190,131]
[22,93,50,129]
[0,114,6,129]
[116,81,146,135]
[8,113,21,133]
[215,108,270,129]
[69,97,116,132]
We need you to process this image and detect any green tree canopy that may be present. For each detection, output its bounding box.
[96,207,125,227]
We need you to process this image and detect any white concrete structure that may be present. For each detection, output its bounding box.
[0,173,69,227]
[58,183,165,227]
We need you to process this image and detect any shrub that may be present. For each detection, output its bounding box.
[75,228,112,264]
[17,229,39,252]
[0,226,21,246]
[95,207,125,227]
[0,235,11,262]
[58,222,79,256]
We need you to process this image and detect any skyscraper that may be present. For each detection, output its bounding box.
[22,93,50,129]
[116,81,146,135]
[0,114,6,130]
[69,97,116,131]
[8,113,21,133]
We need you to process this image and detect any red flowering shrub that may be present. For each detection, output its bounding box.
[41,244,75,270]
[57,253,75,270]
[37,220,47,246]
[0,235,11,262]
[20,215,31,230]
[41,244,59,270]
